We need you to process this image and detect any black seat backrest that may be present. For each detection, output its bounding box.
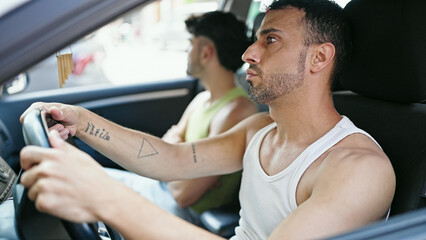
[334,0,426,216]
[251,12,266,42]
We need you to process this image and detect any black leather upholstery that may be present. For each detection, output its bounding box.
[251,12,266,41]
[334,0,426,216]
[200,208,240,238]
[340,0,426,103]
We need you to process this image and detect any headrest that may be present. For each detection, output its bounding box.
[340,0,426,103]
[251,12,266,41]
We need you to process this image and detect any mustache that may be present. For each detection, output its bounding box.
[248,64,262,76]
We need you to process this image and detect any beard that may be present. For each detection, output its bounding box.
[248,48,307,105]
[186,58,203,77]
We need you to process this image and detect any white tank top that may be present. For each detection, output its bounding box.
[231,116,380,240]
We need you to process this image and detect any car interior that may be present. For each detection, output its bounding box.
[335,0,426,217]
[0,0,425,239]
[14,108,103,239]
[329,0,426,237]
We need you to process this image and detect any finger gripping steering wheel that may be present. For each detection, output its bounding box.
[14,108,101,240]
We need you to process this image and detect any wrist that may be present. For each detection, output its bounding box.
[74,106,87,137]
[94,180,141,231]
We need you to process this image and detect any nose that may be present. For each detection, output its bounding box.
[242,42,260,64]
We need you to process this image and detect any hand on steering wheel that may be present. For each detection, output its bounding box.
[15,108,121,240]
[20,102,81,140]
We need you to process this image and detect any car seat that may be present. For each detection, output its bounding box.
[334,0,426,216]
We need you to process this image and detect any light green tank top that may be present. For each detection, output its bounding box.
[185,87,248,213]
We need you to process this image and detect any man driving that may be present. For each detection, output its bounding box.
[15,0,396,239]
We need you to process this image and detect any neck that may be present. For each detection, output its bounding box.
[202,67,236,103]
[268,83,341,146]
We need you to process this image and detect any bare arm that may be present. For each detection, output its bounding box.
[78,106,251,181]
[268,147,395,239]
[20,101,249,181]
[100,183,226,240]
[18,111,268,239]
[19,131,225,240]
[167,97,257,207]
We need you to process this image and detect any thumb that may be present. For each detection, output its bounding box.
[49,106,64,122]
[49,130,69,149]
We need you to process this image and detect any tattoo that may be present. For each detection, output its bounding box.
[137,138,158,158]
[191,142,197,163]
[84,122,110,141]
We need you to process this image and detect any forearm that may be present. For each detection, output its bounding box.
[73,107,192,181]
[168,176,221,207]
[71,107,246,181]
[99,183,224,240]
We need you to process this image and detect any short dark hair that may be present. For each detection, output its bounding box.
[185,11,250,72]
[268,0,352,84]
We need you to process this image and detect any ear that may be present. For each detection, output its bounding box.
[309,43,335,73]
[200,42,215,65]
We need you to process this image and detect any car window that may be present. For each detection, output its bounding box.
[16,0,219,94]
[334,0,351,7]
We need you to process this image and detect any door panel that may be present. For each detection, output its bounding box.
[0,77,198,170]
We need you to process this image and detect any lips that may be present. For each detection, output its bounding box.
[246,69,258,79]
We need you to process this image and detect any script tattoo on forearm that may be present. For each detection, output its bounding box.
[191,142,197,163]
[137,138,158,158]
[84,122,110,141]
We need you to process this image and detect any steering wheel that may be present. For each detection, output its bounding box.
[13,108,105,240]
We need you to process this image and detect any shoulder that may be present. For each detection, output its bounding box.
[321,133,395,183]
[218,96,258,121]
[191,91,210,106]
[210,111,274,149]
[209,96,258,135]
[271,137,395,239]
[241,112,275,144]
[323,133,391,172]
[184,91,210,114]
[312,134,395,218]
[322,145,393,181]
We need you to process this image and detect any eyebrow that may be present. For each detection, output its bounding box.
[255,28,283,40]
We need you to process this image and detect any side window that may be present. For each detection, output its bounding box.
[246,0,262,36]
[335,0,351,7]
[18,0,219,94]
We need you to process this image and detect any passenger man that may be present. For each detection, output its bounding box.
[105,11,256,226]
[16,0,396,239]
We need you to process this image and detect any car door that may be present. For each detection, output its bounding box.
[0,0,216,171]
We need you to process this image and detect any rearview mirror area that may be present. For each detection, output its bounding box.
[1,73,29,96]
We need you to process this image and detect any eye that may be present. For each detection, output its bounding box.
[266,36,277,44]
